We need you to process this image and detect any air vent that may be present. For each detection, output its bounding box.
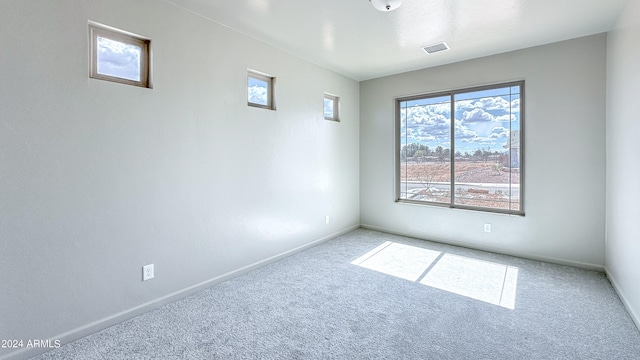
[422,42,449,55]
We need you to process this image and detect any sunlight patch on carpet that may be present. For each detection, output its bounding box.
[420,253,518,309]
[351,241,441,281]
[352,242,518,309]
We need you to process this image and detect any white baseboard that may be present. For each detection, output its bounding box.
[2,224,359,360]
[605,267,640,333]
[360,223,606,272]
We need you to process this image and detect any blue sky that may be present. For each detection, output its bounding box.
[400,86,520,154]
[324,97,335,118]
[248,77,268,105]
[96,37,141,81]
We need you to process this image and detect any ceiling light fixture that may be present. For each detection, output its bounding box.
[369,0,402,11]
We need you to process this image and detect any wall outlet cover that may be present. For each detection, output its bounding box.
[143,264,154,281]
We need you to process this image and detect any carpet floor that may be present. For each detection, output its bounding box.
[33,229,640,359]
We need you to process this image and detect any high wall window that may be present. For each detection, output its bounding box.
[324,93,340,121]
[396,82,524,215]
[248,70,275,110]
[89,23,151,88]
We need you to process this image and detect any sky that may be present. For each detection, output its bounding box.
[96,36,141,81]
[324,97,334,118]
[400,86,521,154]
[248,77,268,105]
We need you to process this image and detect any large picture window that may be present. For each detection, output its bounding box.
[396,82,524,215]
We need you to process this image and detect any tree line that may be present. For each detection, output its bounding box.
[401,143,503,162]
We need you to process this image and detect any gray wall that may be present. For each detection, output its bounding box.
[0,1,360,358]
[606,0,640,329]
[360,34,607,269]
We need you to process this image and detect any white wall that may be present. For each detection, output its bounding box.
[360,34,607,269]
[0,1,359,358]
[606,0,640,329]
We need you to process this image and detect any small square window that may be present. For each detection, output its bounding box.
[89,23,151,88]
[248,70,275,110]
[324,93,340,121]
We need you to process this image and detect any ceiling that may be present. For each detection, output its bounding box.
[166,0,628,81]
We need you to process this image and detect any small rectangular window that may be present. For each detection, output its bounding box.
[324,93,340,121]
[397,81,524,215]
[248,70,275,110]
[89,23,151,88]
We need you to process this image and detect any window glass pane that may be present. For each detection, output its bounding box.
[453,86,520,211]
[248,76,269,106]
[96,36,141,82]
[324,97,334,118]
[397,82,523,214]
[399,97,451,204]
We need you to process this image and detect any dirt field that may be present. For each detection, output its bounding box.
[400,161,521,211]
[400,161,520,184]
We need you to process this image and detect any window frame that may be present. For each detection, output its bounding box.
[247,70,275,110]
[89,23,151,88]
[324,93,340,121]
[395,81,525,215]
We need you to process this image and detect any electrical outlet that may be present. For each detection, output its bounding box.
[325,215,330,224]
[484,223,492,233]
[142,264,154,281]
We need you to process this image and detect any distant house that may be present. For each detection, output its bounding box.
[501,130,520,168]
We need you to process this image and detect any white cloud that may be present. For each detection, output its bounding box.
[462,108,495,123]
[430,102,451,115]
[473,97,510,111]
[495,114,517,122]
[456,97,509,111]
[404,106,451,142]
[248,85,267,105]
[96,37,141,81]
[511,98,520,113]
[402,94,518,152]
[489,126,509,139]
[454,120,478,140]
[456,96,520,118]
[324,98,334,117]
